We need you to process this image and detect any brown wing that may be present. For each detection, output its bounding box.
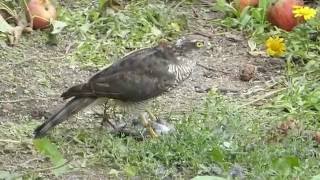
[61,45,178,102]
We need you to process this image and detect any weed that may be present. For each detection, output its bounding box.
[1,0,320,179]
[212,0,320,124]
[60,0,187,66]
[1,92,320,178]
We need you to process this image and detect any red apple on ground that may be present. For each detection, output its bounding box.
[267,0,304,31]
[234,0,259,11]
[27,0,57,29]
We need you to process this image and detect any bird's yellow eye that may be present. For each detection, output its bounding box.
[196,41,204,48]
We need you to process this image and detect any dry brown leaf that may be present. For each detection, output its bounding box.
[277,117,297,135]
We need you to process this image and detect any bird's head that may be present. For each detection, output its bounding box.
[173,35,207,55]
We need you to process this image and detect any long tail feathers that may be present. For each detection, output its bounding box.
[33,97,97,138]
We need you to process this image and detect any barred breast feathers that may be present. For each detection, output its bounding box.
[168,58,194,83]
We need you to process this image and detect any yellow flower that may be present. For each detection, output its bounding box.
[265,36,286,57]
[292,6,317,20]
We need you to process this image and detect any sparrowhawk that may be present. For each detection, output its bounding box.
[33,36,206,138]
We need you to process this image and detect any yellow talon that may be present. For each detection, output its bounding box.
[140,112,158,138]
[147,126,158,138]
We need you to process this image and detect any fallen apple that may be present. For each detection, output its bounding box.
[26,0,57,29]
[234,0,259,12]
[267,0,304,31]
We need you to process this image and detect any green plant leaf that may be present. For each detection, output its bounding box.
[169,22,180,32]
[212,0,237,16]
[210,146,225,163]
[51,20,68,34]
[124,164,137,177]
[0,15,13,33]
[272,156,300,176]
[79,23,91,34]
[239,12,251,27]
[33,138,69,176]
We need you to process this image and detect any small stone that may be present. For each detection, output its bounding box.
[239,64,256,81]
[313,132,320,144]
[230,164,247,179]
[2,103,14,113]
[194,85,211,93]
[30,109,50,119]
[257,66,267,73]
[225,33,243,42]
[223,141,231,148]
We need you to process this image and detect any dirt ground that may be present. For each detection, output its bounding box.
[0,1,285,178]
[0,28,284,123]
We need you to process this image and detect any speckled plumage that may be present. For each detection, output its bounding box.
[34,37,204,138]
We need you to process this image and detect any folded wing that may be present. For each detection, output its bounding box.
[61,46,178,102]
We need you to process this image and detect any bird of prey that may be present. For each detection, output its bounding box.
[33,36,206,138]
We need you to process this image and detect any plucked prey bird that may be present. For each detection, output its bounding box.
[33,36,206,138]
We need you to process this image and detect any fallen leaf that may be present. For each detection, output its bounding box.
[277,117,297,135]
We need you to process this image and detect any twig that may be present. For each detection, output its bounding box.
[217,87,239,93]
[173,0,186,9]
[13,160,71,178]
[191,6,199,18]
[0,139,32,144]
[19,158,43,167]
[31,160,71,173]
[243,82,280,97]
[193,31,229,38]
[65,42,75,54]
[48,56,66,60]
[0,97,57,103]
[0,139,21,143]
[199,0,214,6]
[239,88,286,108]
[23,0,33,28]
[196,62,229,74]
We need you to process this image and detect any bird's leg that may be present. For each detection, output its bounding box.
[100,101,117,129]
[146,109,174,135]
[140,112,158,138]
[146,109,158,122]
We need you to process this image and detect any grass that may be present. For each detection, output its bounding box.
[58,0,187,66]
[1,0,320,179]
[1,91,319,179]
[209,0,320,178]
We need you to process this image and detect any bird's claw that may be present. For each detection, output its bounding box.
[147,126,159,138]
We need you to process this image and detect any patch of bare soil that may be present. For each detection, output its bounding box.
[156,33,284,117]
[153,5,285,117]
[0,31,93,122]
[0,2,284,178]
